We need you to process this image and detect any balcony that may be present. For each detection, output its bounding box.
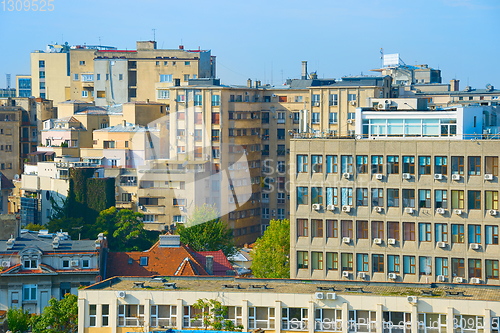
[116,201,133,209]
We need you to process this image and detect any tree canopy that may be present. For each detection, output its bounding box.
[186,203,220,227]
[251,219,290,278]
[6,307,30,333]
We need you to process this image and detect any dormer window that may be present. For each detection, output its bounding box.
[140,257,148,266]
[23,259,37,269]
[82,259,90,268]
[62,260,70,268]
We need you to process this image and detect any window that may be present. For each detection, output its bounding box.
[486,260,499,279]
[435,156,448,175]
[356,188,368,206]
[402,189,415,208]
[312,252,323,270]
[81,74,93,81]
[297,187,308,205]
[39,71,45,78]
[326,220,338,238]
[150,305,177,328]
[311,187,323,205]
[347,94,356,101]
[82,90,88,98]
[102,305,109,326]
[387,189,399,207]
[373,254,384,273]
[468,191,481,210]
[371,221,383,240]
[486,225,499,245]
[173,198,187,206]
[435,190,448,208]
[357,254,369,272]
[419,156,431,175]
[452,224,464,243]
[419,256,432,275]
[97,90,105,98]
[403,256,416,274]
[451,190,464,209]
[387,156,399,174]
[158,90,169,99]
[451,156,464,175]
[341,220,353,238]
[356,155,368,174]
[419,189,431,208]
[452,258,465,278]
[297,219,308,237]
[24,259,38,269]
[341,188,353,206]
[468,225,481,244]
[82,259,90,268]
[96,74,100,80]
[403,156,415,174]
[371,188,384,207]
[403,222,415,241]
[282,308,309,330]
[73,73,79,81]
[486,157,498,176]
[435,257,449,276]
[297,155,308,173]
[357,221,368,239]
[341,155,353,174]
[248,307,275,330]
[329,113,337,124]
[311,113,320,124]
[419,223,432,242]
[312,220,323,238]
[23,284,37,301]
[118,305,145,327]
[329,94,338,106]
[312,155,323,173]
[469,259,482,278]
[388,255,400,273]
[341,253,353,271]
[160,74,172,82]
[297,251,308,269]
[326,252,338,271]
[469,156,481,175]
[486,191,498,210]
[326,156,338,173]
[39,60,45,67]
[371,156,383,174]
[89,305,97,327]
[184,74,190,81]
[435,224,448,242]
[388,222,399,240]
[211,95,220,107]
[140,257,148,266]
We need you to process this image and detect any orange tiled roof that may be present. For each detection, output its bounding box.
[195,250,235,276]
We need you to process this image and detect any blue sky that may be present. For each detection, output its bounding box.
[1,0,499,89]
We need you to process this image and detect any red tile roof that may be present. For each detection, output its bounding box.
[106,241,209,278]
[194,250,235,276]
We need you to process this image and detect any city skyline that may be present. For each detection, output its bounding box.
[1,0,499,89]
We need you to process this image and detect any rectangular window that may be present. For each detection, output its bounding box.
[89,305,97,327]
[452,156,464,175]
[372,221,384,240]
[371,155,383,174]
[297,251,309,269]
[357,221,368,239]
[403,156,415,174]
[373,254,384,273]
[452,258,465,278]
[356,188,368,206]
[468,191,481,210]
[357,254,369,272]
[312,252,323,270]
[356,155,368,174]
[326,252,338,271]
[341,253,353,271]
[341,220,353,238]
[311,220,323,238]
[387,156,399,174]
[469,259,482,278]
[312,155,323,173]
[73,73,79,81]
[402,189,415,208]
[435,257,449,276]
[371,188,384,207]
[212,95,220,106]
[468,225,481,244]
[326,188,338,206]
[486,260,499,279]
[419,223,432,242]
[329,113,337,124]
[403,223,415,241]
[341,188,353,206]
[469,156,481,176]
[297,187,308,205]
[419,189,431,208]
[160,74,173,82]
[297,219,308,237]
[435,156,448,175]
[486,191,499,210]
[329,94,338,106]
[486,157,498,176]
[403,256,416,274]
[486,225,499,245]
[435,224,448,242]
[419,156,431,175]
[326,155,338,173]
[451,190,465,209]
[102,304,109,326]
[326,220,338,238]
[297,155,308,173]
[341,155,353,174]
[118,305,145,327]
[452,224,464,243]
[435,190,448,209]
[23,284,37,301]
[419,256,432,275]
[387,189,399,207]
[388,222,399,240]
[388,255,400,273]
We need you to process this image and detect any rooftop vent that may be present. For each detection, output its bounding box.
[159,235,180,248]
[164,283,176,289]
[133,282,145,288]
[223,284,241,289]
[6,235,15,250]
[249,285,267,290]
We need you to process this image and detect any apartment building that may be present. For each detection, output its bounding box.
[79,276,500,333]
[290,102,500,285]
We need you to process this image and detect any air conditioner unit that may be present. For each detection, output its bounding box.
[70,260,79,267]
[314,102,320,107]
[470,278,481,284]
[374,206,383,213]
[326,292,337,300]
[289,114,293,118]
[342,172,351,179]
[388,273,397,280]
[189,132,194,136]
[407,296,418,304]
[1,261,10,268]
[434,174,443,180]
[177,136,182,140]
[470,243,480,250]
[342,205,351,213]
[272,94,277,98]
[347,119,353,124]
[117,291,126,298]
[437,241,446,248]
[436,208,445,214]
[375,174,383,180]
[489,209,498,216]
[485,174,494,181]
[455,277,464,283]
[179,207,184,211]
[327,204,336,211]
[342,271,350,278]
[373,238,382,245]
[452,174,461,181]
[454,209,463,215]
[437,275,446,282]
[350,101,356,106]
[404,207,414,214]
[342,237,351,244]
[315,292,324,300]
[402,173,411,180]
[358,272,367,279]
[312,204,321,211]
[388,238,396,245]
[139,205,144,210]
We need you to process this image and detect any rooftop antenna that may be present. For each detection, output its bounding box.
[152,28,156,42]
[6,74,11,89]
[271,61,273,86]
[380,48,384,68]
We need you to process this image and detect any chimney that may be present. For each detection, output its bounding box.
[205,255,214,275]
[247,79,252,88]
[301,61,308,80]
[255,80,261,88]
[122,120,127,126]
[450,79,460,92]
[179,45,184,50]
[159,234,180,248]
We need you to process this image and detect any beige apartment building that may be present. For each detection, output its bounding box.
[289,102,500,285]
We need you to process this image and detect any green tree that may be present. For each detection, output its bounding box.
[251,219,290,278]
[31,294,78,333]
[6,307,31,333]
[192,298,243,331]
[186,204,220,227]
[24,223,45,232]
[176,218,236,257]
